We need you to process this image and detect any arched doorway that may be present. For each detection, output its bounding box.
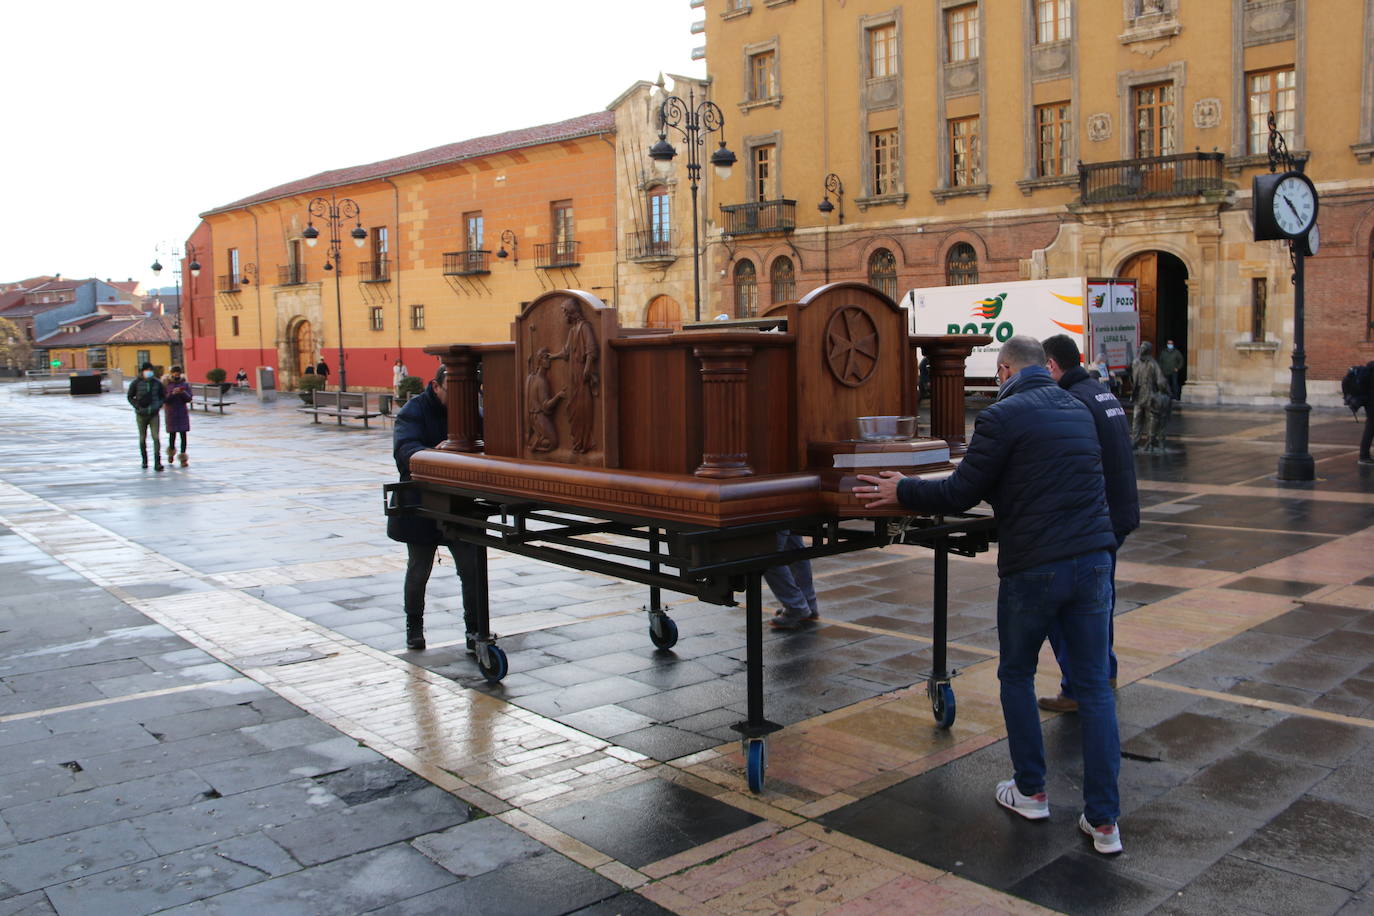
[291,320,314,381]
[1117,250,1189,373]
[645,295,682,330]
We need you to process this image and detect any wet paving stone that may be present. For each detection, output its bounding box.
[1170,750,1329,820]
[1241,715,1374,767]
[1157,854,1352,916]
[1222,576,1326,597]
[1233,796,1374,891]
[1007,849,1178,915]
[369,849,621,916]
[535,777,761,869]
[1122,711,1266,769]
[1120,523,1334,572]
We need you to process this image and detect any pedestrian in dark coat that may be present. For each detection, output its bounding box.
[1038,335,1140,713]
[388,365,482,651]
[1360,360,1374,467]
[315,358,330,384]
[127,361,166,471]
[856,336,1123,855]
[163,366,193,467]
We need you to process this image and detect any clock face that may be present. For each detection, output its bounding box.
[1273,174,1317,237]
[1304,223,1320,256]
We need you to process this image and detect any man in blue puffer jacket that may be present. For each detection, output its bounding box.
[389,365,483,652]
[856,336,1123,855]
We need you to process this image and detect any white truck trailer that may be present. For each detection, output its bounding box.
[903,277,1140,381]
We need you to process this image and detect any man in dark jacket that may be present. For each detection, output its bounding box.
[389,366,482,651]
[126,361,166,471]
[856,336,1123,854]
[1038,335,1140,714]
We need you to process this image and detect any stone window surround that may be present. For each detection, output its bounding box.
[1119,0,1181,44]
[741,131,783,203]
[1229,0,1306,166]
[1021,3,1077,190]
[859,9,902,83]
[1117,62,1187,161]
[1356,0,1374,162]
[740,37,782,112]
[857,9,905,209]
[934,0,988,194]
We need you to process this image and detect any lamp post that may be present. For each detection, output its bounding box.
[151,242,200,367]
[495,229,519,265]
[817,173,845,284]
[648,88,737,322]
[303,195,367,392]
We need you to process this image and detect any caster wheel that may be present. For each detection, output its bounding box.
[930,680,956,729]
[649,616,679,650]
[745,738,767,793]
[477,644,508,683]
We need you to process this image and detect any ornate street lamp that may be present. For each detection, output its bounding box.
[648,88,736,321]
[151,241,199,366]
[817,173,845,283]
[303,195,367,391]
[494,229,519,265]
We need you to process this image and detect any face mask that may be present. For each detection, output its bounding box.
[1166,344,1174,349]
[143,370,154,378]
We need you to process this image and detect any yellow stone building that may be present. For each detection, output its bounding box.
[702,0,1374,403]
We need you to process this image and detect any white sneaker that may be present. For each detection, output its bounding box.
[995,778,1049,820]
[1079,813,1123,854]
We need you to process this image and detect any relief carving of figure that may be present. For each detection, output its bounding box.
[550,301,599,453]
[524,347,564,453]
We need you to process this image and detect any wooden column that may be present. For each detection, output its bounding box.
[693,340,755,478]
[425,345,483,452]
[911,334,991,446]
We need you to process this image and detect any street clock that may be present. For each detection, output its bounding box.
[1253,170,1318,241]
[1299,222,1320,258]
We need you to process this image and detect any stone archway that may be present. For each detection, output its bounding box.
[645,295,682,330]
[288,319,314,385]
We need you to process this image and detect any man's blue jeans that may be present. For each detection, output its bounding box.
[1047,547,1120,697]
[763,532,816,618]
[998,549,1120,827]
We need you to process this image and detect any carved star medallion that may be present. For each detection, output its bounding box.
[825,306,879,387]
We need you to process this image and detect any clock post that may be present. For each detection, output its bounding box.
[1253,112,1318,482]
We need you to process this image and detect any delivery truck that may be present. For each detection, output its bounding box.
[903,277,1140,382]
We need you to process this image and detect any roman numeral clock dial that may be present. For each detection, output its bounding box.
[1253,169,1319,243]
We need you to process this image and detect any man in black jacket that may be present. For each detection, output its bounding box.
[1038,335,1140,714]
[388,366,482,651]
[126,361,166,471]
[856,336,1123,854]
[1360,360,1374,467]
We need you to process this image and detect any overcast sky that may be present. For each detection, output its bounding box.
[0,1,705,290]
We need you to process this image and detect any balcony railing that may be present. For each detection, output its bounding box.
[443,250,491,276]
[535,240,580,269]
[626,230,676,262]
[216,273,241,293]
[1078,151,1225,204]
[719,199,797,236]
[359,259,391,283]
[277,264,306,286]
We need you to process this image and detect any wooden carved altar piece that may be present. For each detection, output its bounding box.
[911,334,992,445]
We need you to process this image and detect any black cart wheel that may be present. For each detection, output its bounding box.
[745,738,767,793]
[649,616,679,650]
[477,644,508,683]
[929,680,956,729]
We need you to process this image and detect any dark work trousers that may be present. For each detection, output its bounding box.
[136,413,162,464]
[404,542,482,632]
[1361,408,1373,461]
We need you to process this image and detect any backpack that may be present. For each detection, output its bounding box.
[1342,364,1371,416]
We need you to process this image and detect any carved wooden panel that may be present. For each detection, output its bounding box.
[511,290,620,467]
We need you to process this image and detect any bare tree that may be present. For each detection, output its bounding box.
[0,317,33,373]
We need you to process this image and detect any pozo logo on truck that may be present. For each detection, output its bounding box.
[945,293,1015,342]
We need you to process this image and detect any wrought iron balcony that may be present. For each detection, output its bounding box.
[443,250,491,276]
[216,274,241,293]
[719,199,796,236]
[535,240,580,269]
[277,264,307,286]
[359,259,391,283]
[626,230,676,263]
[1078,151,1225,204]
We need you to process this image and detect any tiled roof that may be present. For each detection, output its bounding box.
[0,290,27,313]
[38,315,175,348]
[1,300,77,319]
[97,303,145,317]
[203,111,616,216]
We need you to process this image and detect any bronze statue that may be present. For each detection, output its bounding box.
[1131,341,1170,452]
[550,300,599,453]
[524,347,564,452]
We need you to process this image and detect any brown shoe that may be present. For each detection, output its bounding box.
[1037,693,1079,713]
[179,453,188,467]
